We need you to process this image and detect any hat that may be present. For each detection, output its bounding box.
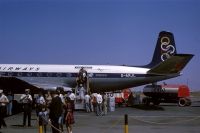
[0,89,3,93]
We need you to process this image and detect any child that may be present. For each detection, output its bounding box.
[38,106,49,133]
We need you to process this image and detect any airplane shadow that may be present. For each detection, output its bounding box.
[131,105,165,111]
[11,125,25,127]
[191,105,200,107]
[10,125,35,129]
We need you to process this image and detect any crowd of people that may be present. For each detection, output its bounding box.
[81,92,108,116]
[0,88,76,133]
[35,87,76,133]
[35,87,109,133]
[0,68,118,133]
[0,85,110,133]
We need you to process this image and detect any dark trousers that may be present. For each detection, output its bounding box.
[51,117,59,133]
[96,103,102,116]
[23,104,32,126]
[36,104,42,116]
[0,106,7,128]
[39,118,47,133]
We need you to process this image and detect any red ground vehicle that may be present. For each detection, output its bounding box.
[114,89,131,106]
[142,84,191,106]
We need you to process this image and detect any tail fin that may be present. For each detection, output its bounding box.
[147,54,194,75]
[146,31,177,68]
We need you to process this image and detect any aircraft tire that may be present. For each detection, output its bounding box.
[153,100,160,106]
[178,98,187,107]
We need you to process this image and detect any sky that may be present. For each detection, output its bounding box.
[0,0,200,91]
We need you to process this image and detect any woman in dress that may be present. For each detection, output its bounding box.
[64,97,75,133]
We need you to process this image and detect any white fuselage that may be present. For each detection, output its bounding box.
[0,64,177,92]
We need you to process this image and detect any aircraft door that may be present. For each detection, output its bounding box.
[76,67,88,88]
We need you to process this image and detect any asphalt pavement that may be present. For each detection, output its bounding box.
[1,98,200,133]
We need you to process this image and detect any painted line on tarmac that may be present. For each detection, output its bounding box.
[75,114,200,125]
[75,114,200,118]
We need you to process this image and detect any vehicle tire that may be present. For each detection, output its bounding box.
[178,98,187,107]
[142,97,150,106]
[186,98,192,106]
[153,100,160,106]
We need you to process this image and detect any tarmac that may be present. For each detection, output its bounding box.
[1,97,200,133]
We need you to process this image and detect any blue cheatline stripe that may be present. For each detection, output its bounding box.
[0,72,149,78]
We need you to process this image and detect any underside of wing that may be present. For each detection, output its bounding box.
[31,82,72,91]
[0,77,72,93]
[0,77,41,93]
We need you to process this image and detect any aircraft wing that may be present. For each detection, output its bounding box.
[31,82,72,92]
[0,77,41,93]
[0,77,72,93]
[147,54,194,75]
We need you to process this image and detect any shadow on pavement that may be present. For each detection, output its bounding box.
[131,105,165,111]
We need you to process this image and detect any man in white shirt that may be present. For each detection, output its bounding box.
[0,89,9,128]
[36,91,46,116]
[20,89,33,127]
[84,93,91,112]
[36,92,46,105]
[96,93,103,116]
[69,91,76,112]
[69,92,76,101]
[79,85,85,103]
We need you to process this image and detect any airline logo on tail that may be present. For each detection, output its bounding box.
[145,31,177,68]
[160,36,176,61]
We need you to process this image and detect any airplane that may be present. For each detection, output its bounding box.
[0,31,194,93]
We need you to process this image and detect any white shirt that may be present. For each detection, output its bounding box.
[20,94,33,103]
[84,94,90,103]
[36,95,46,105]
[96,94,103,104]
[80,87,85,99]
[69,93,76,101]
[0,94,9,106]
[59,94,65,104]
